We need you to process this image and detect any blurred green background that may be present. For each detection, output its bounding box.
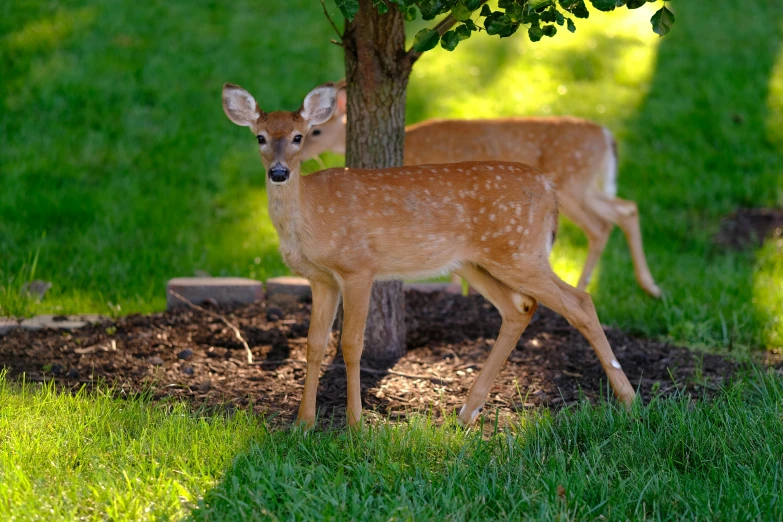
[1,0,781,351]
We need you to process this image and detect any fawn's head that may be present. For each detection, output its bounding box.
[222,82,338,184]
[301,80,347,160]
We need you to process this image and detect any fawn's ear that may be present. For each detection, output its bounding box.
[300,83,338,127]
[222,83,263,127]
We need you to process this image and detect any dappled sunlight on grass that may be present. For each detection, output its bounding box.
[753,238,783,350]
[548,219,587,287]
[408,5,661,126]
[0,374,263,521]
[3,6,97,53]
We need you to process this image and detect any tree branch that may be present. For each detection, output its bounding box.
[320,0,344,44]
[167,290,254,364]
[404,0,489,65]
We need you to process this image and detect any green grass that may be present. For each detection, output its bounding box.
[1,0,781,349]
[0,372,263,521]
[2,370,782,521]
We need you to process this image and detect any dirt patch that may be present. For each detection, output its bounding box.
[715,208,783,249]
[0,291,773,426]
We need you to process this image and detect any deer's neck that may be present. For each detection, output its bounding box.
[266,171,308,270]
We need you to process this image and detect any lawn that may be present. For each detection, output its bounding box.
[2,1,783,520]
[1,0,781,350]
[2,370,782,521]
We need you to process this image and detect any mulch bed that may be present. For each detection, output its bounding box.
[1,291,778,426]
[715,208,783,249]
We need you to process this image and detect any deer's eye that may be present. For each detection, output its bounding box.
[312,129,322,136]
[257,135,266,145]
[293,134,303,144]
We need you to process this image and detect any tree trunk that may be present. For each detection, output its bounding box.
[343,0,412,361]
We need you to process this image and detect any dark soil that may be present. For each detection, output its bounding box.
[1,291,774,426]
[715,208,783,249]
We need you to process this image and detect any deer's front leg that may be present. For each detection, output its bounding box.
[340,276,373,427]
[296,278,340,428]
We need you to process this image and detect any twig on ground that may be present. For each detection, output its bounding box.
[167,290,254,364]
[250,358,454,384]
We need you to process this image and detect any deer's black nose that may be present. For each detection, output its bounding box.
[268,166,290,183]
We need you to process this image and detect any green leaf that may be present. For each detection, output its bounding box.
[651,6,675,36]
[540,7,557,23]
[333,0,359,21]
[464,0,482,9]
[555,10,565,25]
[559,0,589,18]
[455,23,473,40]
[625,0,646,7]
[505,4,525,23]
[485,12,518,37]
[480,4,492,17]
[451,1,472,21]
[462,18,478,30]
[412,28,440,52]
[418,0,449,20]
[528,24,544,42]
[590,0,616,11]
[440,30,460,51]
[374,0,389,15]
[529,0,554,10]
[542,24,557,37]
[404,5,417,21]
[567,17,576,32]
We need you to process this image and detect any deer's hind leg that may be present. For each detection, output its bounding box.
[453,264,538,426]
[488,263,636,408]
[558,191,613,293]
[586,194,661,298]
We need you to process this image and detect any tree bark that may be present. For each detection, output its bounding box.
[343,0,412,361]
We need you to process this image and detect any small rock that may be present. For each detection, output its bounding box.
[198,380,212,392]
[0,318,19,336]
[182,366,195,375]
[148,356,165,366]
[66,368,80,379]
[289,321,310,338]
[266,307,285,322]
[177,349,194,360]
[49,363,66,375]
[206,347,227,359]
[22,280,52,301]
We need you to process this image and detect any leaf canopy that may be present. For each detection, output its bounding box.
[334,0,674,52]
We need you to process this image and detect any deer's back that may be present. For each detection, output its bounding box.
[403,118,609,188]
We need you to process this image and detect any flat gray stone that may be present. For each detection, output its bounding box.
[21,315,89,331]
[0,318,19,336]
[266,276,312,312]
[167,277,263,310]
[404,282,463,295]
